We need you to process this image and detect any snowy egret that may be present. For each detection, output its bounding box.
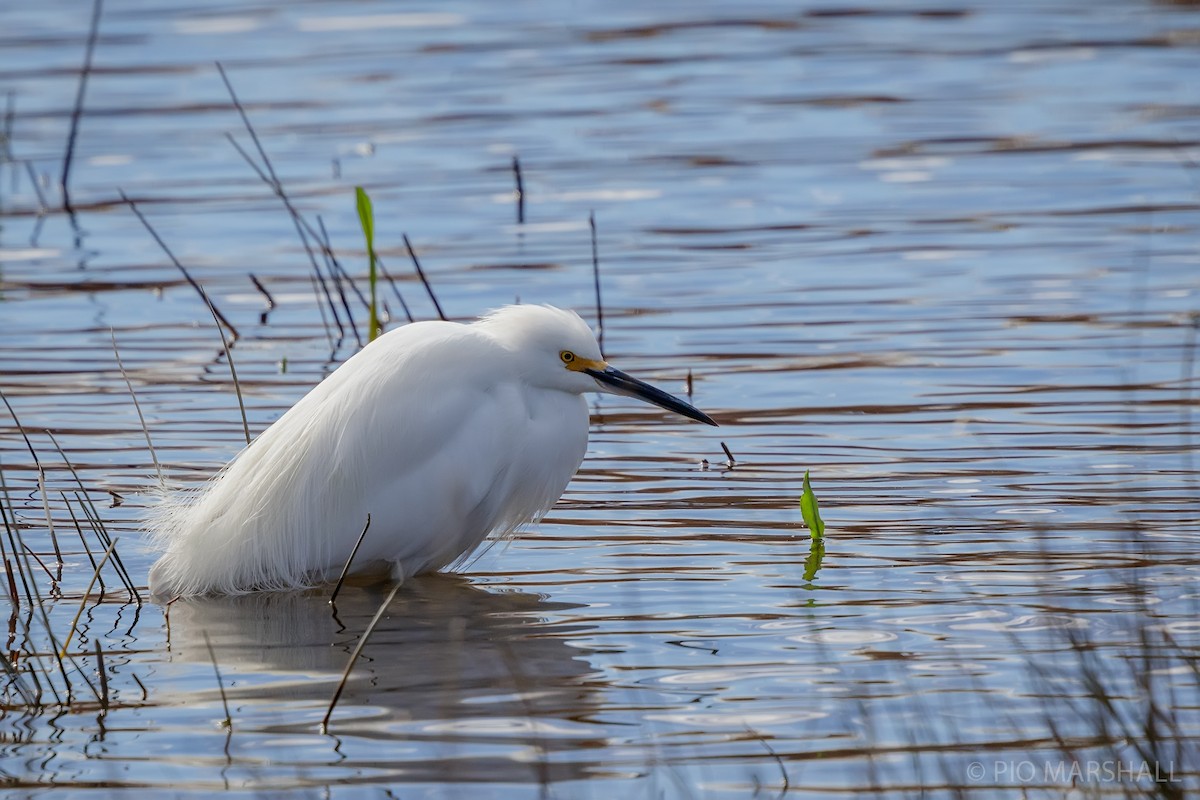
[148,304,716,597]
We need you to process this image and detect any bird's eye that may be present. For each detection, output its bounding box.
[560,351,575,364]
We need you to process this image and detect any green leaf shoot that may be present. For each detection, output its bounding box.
[355,186,380,341]
[800,470,825,540]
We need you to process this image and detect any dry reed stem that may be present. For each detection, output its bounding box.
[0,390,65,574]
[217,70,348,345]
[110,329,163,487]
[203,630,233,730]
[402,234,446,320]
[94,641,109,710]
[35,469,62,582]
[23,161,50,215]
[42,428,139,599]
[59,537,119,658]
[3,558,19,607]
[120,192,250,445]
[12,524,105,705]
[317,216,371,310]
[322,580,403,733]
[224,122,345,343]
[330,514,371,606]
[0,458,34,606]
[19,544,55,583]
[375,255,414,324]
[745,727,790,793]
[2,90,14,163]
[60,0,103,213]
[0,649,37,707]
[590,211,604,356]
[309,274,336,351]
[249,274,275,310]
[512,156,525,224]
[71,490,138,602]
[61,491,104,596]
[117,192,239,339]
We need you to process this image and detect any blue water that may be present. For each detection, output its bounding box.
[1,0,1198,796]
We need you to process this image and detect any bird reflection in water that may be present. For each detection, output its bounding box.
[161,575,602,761]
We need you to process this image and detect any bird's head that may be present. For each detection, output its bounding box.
[477,304,717,426]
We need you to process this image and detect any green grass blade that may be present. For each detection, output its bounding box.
[355,186,374,247]
[800,470,825,539]
[355,186,380,341]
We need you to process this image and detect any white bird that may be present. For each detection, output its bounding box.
[147,304,716,597]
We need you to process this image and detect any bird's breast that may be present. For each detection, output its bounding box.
[506,388,589,514]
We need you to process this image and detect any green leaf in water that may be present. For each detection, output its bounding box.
[800,470,825,539]
[803,536,825,582]
[355,186,380,341]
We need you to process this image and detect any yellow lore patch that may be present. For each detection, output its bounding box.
[561,351,606,372]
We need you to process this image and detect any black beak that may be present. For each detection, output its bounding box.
[584,366,718,426]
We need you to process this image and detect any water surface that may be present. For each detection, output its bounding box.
[1,0,1197,796]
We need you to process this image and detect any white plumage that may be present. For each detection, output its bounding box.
[147,304,715,597]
